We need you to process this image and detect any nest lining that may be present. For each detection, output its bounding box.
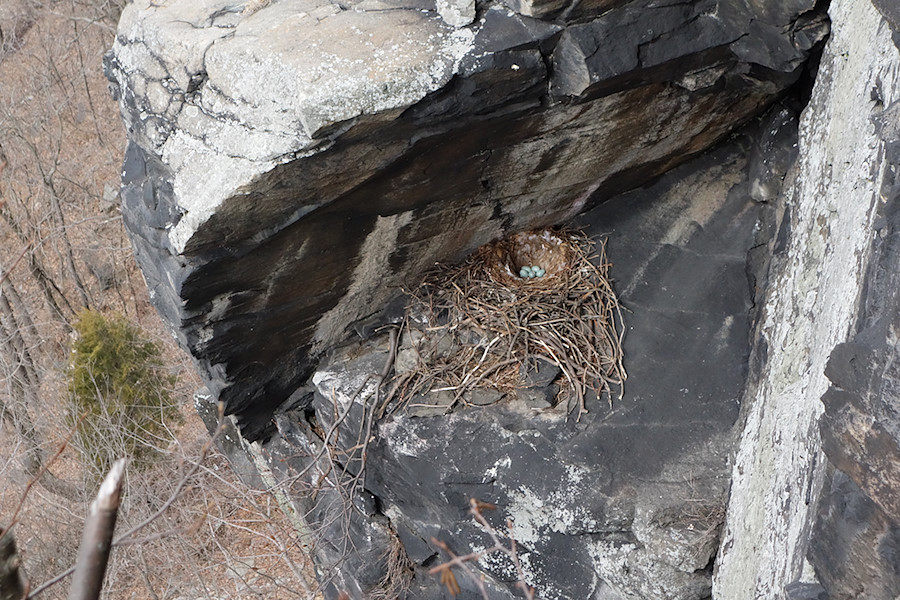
[385,228,626,420]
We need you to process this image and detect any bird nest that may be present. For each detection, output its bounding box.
[383,229,626,420]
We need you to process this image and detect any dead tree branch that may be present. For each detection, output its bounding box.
[67,458,126,600]
[430,499,536,599]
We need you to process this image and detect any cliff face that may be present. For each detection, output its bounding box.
[105,0,826,439]
[108,0,900,598]
[715,2,900,598]
[197,125,776,599]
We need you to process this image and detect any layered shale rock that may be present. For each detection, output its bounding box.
[218,129,774,599]
[106,0,827,439]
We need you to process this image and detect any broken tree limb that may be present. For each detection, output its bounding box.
[67,458,126,600]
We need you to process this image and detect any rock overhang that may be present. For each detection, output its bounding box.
[282,125,763,598]
[107,0,829,439]
[110,0,475,254]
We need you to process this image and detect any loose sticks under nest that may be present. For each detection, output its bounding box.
[387,229,626,420]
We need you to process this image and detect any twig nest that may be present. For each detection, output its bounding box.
[394,227,627,422]
[487,230,572,285]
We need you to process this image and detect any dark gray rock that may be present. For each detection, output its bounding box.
[107,0,829,441]
[82,243,119,292]
[730,10,829,72]
[520,358,561,388]
[515,384,557,409]
[549,0,741,98]
[743,0,821,26]
[265,129,765,599]
[785,581,828,600]
[820,337,900,522]
[810,469,900,600]
[873,0,900,34]
[263,411,401,600]
[463,7,561,59]
[465,388,505,406]
[194,388,265,490]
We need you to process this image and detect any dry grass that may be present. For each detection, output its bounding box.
[384,228,626,419]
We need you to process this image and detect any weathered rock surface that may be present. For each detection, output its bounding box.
[228,128,775,599]
[810,60,900,600]
[107,0,900,598]
[106,0,827,439]
[714,1,900,598]
[810,469,900,599]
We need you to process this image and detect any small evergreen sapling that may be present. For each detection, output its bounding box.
[67,310,181,477]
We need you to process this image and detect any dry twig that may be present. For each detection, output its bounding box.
[67,458,126,600]
[430,498,536,599]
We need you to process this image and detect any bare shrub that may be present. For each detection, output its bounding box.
[431,499,535,600]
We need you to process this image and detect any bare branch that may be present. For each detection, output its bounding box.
[67,458,126,600]
[0,244,31,290]
[429,498,536,599]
